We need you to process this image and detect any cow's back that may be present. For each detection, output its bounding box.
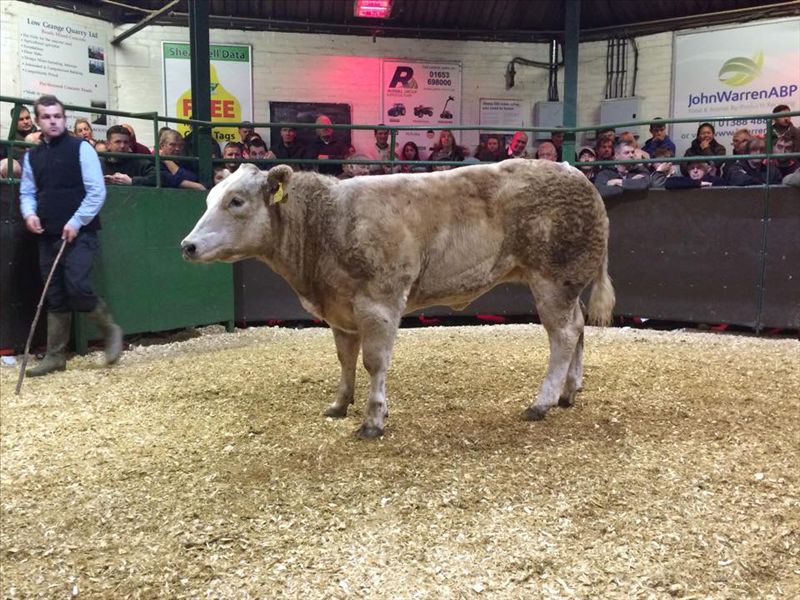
[321,160,607,311]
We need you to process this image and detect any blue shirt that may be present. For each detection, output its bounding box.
[20,140,106,232]
[642,135,677,158]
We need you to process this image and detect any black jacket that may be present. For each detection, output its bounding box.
[725,160,783,186]
[28,133,99,235]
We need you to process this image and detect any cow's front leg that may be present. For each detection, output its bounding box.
[324,328,361,418]
[354,301,401,439]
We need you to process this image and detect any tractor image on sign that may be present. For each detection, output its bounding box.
[413,105,434,117]
[387,103,406,117]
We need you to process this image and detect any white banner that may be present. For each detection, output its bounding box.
[672,18,800,156]
[381,59,462,159]
[479,98,524,147]
[19,16,110,134]
[162,42,253,145]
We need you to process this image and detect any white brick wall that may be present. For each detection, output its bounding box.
[2,0,675,152]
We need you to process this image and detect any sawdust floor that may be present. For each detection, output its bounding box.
[1,324,798,599]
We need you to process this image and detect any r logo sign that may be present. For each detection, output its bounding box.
[388,66,417,89]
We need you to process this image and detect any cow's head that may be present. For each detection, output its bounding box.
[181,163,293,263]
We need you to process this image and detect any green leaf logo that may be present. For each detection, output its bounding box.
[718,51,763,87]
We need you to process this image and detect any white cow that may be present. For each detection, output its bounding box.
[182,160,615,438]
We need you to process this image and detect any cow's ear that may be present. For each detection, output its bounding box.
[265,164,293,205]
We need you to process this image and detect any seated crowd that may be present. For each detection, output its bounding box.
[3,104,798,190]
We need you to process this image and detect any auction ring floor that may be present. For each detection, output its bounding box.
[1,324,798,598]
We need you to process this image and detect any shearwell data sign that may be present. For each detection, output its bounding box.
[19,17,110,132]
[162,42,253,144]
[381,59,462,158]
[672,18,800,156]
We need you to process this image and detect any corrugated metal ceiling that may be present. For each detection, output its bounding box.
[22,0,800,42]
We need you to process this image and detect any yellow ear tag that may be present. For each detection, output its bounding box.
[273,183,284,204]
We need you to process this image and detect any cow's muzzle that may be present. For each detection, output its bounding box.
[181,241,199,261]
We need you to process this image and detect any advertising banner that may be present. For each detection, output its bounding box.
[672,18,800,156]
[19,16,110,133]
[162,42,253,144]
[381,59,462,159]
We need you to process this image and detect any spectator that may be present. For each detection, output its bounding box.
[719,128,752,180]
[239,121,255,144]
[8,104,38,162]
[156,128,204,190]
[576,146,597,182]
[397,141,427,174]
[683,122,726,176]
[305,115,348,176]
[548,129,565,161]
[474,134,505,162]
[213,166,230,184]
[535,140,558,161]
[596,127,615,143]
[369,127,394,174]
[94,140,108,154]
[341,149,371,178]
[771,104,798,147]
[222,141,244,173]
[725,138,782,186]
[731,128,752,156]
[648,147,675,188]
[773,135,798,179]
[594,140,650,198]
[19,94,122,376]
[119,123,151,155]
[73,118,96,147]
[241,133,265,158]
[273,126,305,168]
[506,131,531,159]
[102,124,156,186]
[595,136,615,163]
[665,160,724,189]
[427,129,465,170]
[641,118,676,157]
[246,138,275,163]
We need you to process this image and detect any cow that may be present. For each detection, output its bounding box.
[181,159,615,438]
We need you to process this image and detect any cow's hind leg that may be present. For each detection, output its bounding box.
[324,328,361,418]
[559,315,584,408]
[353,299,401,439]
[523,281,584,421]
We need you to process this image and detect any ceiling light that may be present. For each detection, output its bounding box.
[354,0,392,19]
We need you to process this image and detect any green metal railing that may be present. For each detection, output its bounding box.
[4,95,798,182]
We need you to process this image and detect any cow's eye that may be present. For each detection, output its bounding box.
[228,197,244,209]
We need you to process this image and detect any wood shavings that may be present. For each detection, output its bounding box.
[1,324,798,598]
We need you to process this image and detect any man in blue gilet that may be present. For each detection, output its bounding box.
[20,94,123,376]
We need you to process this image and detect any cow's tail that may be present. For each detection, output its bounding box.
[587,248,615,327]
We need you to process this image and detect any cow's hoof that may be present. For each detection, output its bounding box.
[355,424,384,439]
[324,405,349,419]
[558,392,576,408]
[521,406,547,421]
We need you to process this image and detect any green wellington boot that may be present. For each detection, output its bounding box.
[26,311,72,377]
[88,299,123,365]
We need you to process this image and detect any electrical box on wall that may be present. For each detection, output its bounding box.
[599,97,643,139]
[533,101,563,140]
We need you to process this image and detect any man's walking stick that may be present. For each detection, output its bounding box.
[16,238,68,395]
